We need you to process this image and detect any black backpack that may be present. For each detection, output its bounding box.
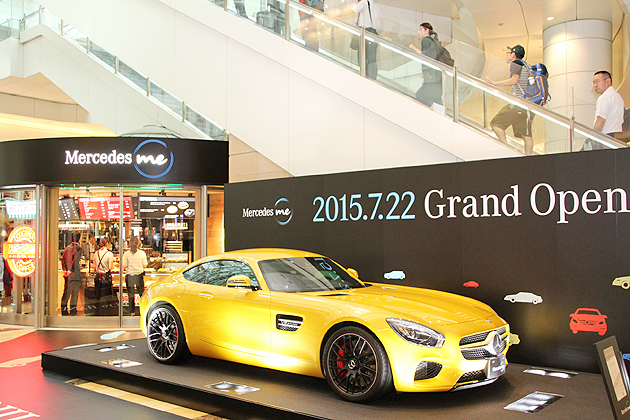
[430,37,454,66]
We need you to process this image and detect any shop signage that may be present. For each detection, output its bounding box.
[0,137,228,186]
[3,226,36,277]
[4,199,36,219]
[63,139,175,179]
[77,197,133,220]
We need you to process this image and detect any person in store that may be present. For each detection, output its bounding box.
[1,252,12,301]
[60,231,83,316]
[81,233,97,272]
[93,237,114,315]
[331,0,382,80]
[409,22,443,108]
[122,236,148,316]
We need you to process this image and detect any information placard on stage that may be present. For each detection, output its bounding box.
[595,336,630,419]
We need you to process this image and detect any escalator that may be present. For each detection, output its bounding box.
[7,0,626,178]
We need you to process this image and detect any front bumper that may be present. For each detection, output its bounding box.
[384,317,510,393]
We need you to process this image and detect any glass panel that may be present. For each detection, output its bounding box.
[149,80,183,117]
[458,76,489,129]
[288,2,358,74]
[40,7,61,32]
[89,40,116,70]
[64,24,88,51]
[117,59,148,94]
[251,0,286,36]
[121,186,197,318]
[1,189,36,317]
[22,10,39,31]
[185,104,225,140]
[56,187,125,317]
[226,0,255,20]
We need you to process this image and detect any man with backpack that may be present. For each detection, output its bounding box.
[410,22,444,108]
[486,45,534,155]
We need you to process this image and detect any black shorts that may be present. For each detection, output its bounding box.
[491,104,533,139]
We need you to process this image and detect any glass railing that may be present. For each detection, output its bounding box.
[19,5,226,141]
[10,0,629,153]
[213,0,626,154]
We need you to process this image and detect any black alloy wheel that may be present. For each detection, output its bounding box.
[323,326,393,402]
[147,305,189,364]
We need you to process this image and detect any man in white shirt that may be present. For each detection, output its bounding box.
[333,0,382,80]
[592,71,625,135]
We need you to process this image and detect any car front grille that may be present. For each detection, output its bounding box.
[459,326,508,360]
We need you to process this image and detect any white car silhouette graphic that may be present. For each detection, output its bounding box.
[504,292,543,304]
[384,270,405,280]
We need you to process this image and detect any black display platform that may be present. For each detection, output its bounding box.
[42,338,614,420]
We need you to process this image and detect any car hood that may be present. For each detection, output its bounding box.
[314,282,497,327]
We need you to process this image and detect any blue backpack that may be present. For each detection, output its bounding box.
[520,62,550,105]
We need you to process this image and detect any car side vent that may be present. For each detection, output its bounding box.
[276,314,303,332]
[414,361,442,380]
[321,293,349,297]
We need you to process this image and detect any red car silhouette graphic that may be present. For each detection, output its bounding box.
[569,308,607,335]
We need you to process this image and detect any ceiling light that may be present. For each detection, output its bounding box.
[547,16,555,21]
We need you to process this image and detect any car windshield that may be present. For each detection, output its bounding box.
[576,309,600,316]
[258,257,365,293]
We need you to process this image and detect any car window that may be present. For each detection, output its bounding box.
[259,257,364,293]
[183,259,259,288]
[576,309,600,316]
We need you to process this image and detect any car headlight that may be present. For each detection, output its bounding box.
[387,318,445,348]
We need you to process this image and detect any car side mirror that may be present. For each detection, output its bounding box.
[227,274,253,289]
[347,268,359,278]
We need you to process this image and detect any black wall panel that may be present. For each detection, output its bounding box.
[225,149,630,372]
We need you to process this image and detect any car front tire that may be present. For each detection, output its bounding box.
[147,304,189,364]
[322,326,393,403]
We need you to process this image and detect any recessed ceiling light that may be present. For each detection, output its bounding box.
[547,16,555,21]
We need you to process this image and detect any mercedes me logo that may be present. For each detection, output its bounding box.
[274,198,293,225]
[134,139,174,179]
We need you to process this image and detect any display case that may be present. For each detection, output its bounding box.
[162,252,188,271]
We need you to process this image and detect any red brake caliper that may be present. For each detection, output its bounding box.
[336,344,346,377]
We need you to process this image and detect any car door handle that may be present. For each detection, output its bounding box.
[198,292,214,299]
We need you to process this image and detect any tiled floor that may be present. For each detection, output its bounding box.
[0,325,221,420]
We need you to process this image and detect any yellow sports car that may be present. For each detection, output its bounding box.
[140,249,510,402]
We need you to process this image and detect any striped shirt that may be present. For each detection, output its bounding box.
[510,60,529,97]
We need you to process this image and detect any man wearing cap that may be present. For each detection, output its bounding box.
[486,45,533,155]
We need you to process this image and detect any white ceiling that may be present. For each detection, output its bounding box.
[0,73,114,141]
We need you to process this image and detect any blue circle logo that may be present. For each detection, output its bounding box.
[133,139,174,179]
[274,198,293,225]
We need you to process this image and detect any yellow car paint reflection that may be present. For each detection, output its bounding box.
[140,249,510,403]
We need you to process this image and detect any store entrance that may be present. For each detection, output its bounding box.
[51,184,209,327]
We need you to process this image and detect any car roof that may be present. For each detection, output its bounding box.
[197,248,324,264]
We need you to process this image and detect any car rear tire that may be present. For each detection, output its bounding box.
[147,305,189,364]
[322,326,393,403]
